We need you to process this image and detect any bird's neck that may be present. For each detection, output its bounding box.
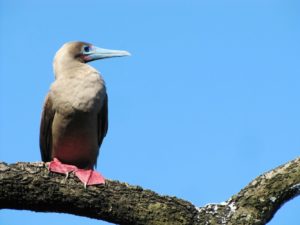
[53,56,89,79]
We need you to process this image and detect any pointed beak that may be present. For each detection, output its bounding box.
[86,46,131,62]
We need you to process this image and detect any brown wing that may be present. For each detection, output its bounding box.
[97,93,108,148]
[39,93,55,162]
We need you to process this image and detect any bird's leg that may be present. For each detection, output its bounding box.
[48,158,105,186]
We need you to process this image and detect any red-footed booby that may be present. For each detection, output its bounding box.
[40,41,130,186]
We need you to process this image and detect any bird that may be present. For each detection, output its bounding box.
[39,41,130,186]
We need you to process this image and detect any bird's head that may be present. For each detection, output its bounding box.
[54,41,130,64]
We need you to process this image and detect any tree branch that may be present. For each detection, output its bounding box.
[197,157,300,225]
[0,161,199,225]
[1,157,300,224]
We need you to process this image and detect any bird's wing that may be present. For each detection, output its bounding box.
[97,93,108,148]
[39,93,55,162]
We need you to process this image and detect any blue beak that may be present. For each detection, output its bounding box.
[86,46,130,62]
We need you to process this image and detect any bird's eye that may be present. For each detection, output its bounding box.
[83,46,90,52]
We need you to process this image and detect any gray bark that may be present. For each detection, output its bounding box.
[0,157,300,225]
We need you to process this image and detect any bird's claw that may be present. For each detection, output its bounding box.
[64,172,69,180]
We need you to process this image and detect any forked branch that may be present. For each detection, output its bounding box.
[0,157,299,225]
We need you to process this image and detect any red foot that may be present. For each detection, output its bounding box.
[75,169,105,186]
[49,158,77,174]
[48,158,105,186]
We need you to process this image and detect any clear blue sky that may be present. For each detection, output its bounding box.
[0,1,299,224]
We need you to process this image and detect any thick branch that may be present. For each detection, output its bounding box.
[0,162,199,225]
[1,157,300,225]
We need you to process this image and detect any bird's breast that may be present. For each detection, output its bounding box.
[50,72,106,113]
